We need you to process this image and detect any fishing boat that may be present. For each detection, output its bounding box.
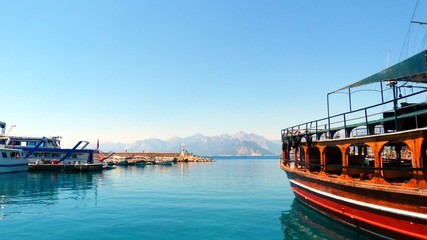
[133,155,149,166]
[111,156,129,165]
[280,50,427,239]
[155,157,173,165]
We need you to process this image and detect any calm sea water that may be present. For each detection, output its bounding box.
[0,157,373,240]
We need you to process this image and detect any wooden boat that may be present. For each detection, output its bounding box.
[280,50,427,239]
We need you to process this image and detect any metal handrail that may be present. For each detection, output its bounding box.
[282,88,427,139]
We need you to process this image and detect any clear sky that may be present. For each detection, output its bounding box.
[1,0,426,147]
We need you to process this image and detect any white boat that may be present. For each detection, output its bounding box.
[0,122,102,171]
[0,122,28,173]
[0,146,27,173]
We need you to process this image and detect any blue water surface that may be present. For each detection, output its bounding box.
[0,157,372,239]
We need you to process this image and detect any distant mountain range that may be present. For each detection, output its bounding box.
[98,131,281,156]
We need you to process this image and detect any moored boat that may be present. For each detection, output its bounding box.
[0,126,104,172]
[155,157,173,165]
[111,156,129,165]
[0,146,27,173]
[0,122,28,173]
[280,50,427,239]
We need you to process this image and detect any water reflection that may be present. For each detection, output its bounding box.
[280,199,376,240]
[112,164,174,175]
[0,172,100,219]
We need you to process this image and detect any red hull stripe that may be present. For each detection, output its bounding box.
[289,179,427,221]
[295,192,426,239]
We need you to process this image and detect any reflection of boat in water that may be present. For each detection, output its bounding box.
[280,49,427,239]
[0,171,99,196]
[280,199,372,240]
[0,171,100,219]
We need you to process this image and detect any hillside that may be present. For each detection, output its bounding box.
[99,131,280,156]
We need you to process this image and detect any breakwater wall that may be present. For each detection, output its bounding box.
[105,152,214,162]
[112,152,180,158]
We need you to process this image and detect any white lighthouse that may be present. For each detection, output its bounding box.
[181,144,186,157]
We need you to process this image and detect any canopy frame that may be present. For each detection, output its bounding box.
[326,50,427,134]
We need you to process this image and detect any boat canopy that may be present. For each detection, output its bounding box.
[333,49,427,93]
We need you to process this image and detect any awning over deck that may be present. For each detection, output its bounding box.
[334,50,427,92]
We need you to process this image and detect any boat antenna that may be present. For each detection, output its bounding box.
[399,0,427,60]
[6,125,16,136]
[380,51,391,103]
[410,20,427,25]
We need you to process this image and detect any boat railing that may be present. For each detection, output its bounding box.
[59,141,90,162]
[23,137,47,158]
[290,161,422,177]
[282,88,427,140]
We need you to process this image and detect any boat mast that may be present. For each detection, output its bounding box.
[380,51,391,104]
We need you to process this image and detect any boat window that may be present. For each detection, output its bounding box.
[333,129,345,139]
[0,139,6,145]
[350,126,369,137]
[28,141,37,146]
[52,153,60,158]
[10,151,16,158]
[1,152,6,158]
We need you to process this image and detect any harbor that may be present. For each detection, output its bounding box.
[2,1,427,239]
[0,123,214,173]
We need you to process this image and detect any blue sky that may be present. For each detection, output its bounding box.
[0,0,426,147]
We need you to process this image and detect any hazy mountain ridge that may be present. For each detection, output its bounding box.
[99,131,281,156]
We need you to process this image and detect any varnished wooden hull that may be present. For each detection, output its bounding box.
[283,166,427,239]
